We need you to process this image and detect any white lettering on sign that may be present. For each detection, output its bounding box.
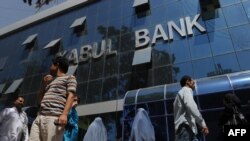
[135,14,206,48]
[228,129,247,136]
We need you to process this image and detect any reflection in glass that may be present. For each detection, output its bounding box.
[223,4,248,27]
[137,85,164,103]
[188,34,212,59]
[86,79,102,104]
[102,76,118,101]
[192,57,215,78]
[209,29,234,55]
[213,53,240,74]
[229,24,250,51]
[172,62,193,83]
[237,50,250,70]
[136,101,165,116]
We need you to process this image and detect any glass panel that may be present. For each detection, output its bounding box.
[123,119,133,141]
[152,43,171,67]
[192,57,216,78]
[188,34,212,59]
[151,116,168,141]
[123,105,136,120]
[205,9,227,32]
[213,53,240,74]
[229,24,250,51]
[172,62,193,83]
[124,90,138,105]
[104,55,119,77]
[219,0,241,7]
[120,32,135,52]
[102,76,118,101]
[237,50,250,70]
[118,73,132,98]
[166,1,184,21]
[243,1,250,21]
[209,29,234,55]
[229,71,250,90]
[196,75,232,95]
[76,82,88,105]
[136,101,165,116]
[223,4,248,27]
[165,83,181,99]
[76,63,90,83]
[89,56,104,80]
[137,85,164,103]
[119,51,134,74]
[198,91,232,109]
[86,79,103,104]
[153,66,173,85]
[170,39,191,63]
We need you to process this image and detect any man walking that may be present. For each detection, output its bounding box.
[173,75,209,141]
[29,56,77,141]
[0,96,29,141]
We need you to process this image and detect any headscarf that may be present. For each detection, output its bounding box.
[83,117,107,141]
[129,108,155,141]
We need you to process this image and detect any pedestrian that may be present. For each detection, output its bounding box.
[0,96,29,141]
[173,75,209,141]
[218,93,248,133]
[63,96,80,141]
[29,56,77,141]
[83,117,107,141]
[129,108,155,141]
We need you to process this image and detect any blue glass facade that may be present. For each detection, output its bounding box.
[0,0,250,140]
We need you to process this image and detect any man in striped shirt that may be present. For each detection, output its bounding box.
[29,56,77,141]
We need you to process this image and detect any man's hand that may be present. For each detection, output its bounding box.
[43,75,53,85]
[57,114,68,126]
[201,127,209,136]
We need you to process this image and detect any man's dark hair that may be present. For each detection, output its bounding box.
[52,56,69,73]
[180,75,192,87]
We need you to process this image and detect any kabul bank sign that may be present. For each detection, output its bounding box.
[67,14,206,65]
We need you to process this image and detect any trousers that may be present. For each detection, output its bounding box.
[29,115,64,141]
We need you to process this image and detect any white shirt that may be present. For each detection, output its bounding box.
[173,86,206,134]
[0,107,29,141]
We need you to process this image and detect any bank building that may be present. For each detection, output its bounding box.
[0,0,250,140]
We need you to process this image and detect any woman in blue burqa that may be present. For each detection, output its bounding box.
[63,96,80,141]
[83,117,107,141]
[129,108,155,141]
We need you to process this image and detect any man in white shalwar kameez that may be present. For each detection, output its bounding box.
[129,108,155,141]
[83,117,107,141]
[0,96,29,141]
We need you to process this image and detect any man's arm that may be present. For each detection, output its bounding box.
[37,75,53,105]
[57,91,76,125]
[183,88,209,135]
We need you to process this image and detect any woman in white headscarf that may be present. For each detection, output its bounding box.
[83,117,107,141]
[129,108,155,141]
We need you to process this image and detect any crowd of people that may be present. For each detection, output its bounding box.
[0,56,248,141]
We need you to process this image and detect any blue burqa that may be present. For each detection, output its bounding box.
[63,108,79,141]
[129,108,155,141]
